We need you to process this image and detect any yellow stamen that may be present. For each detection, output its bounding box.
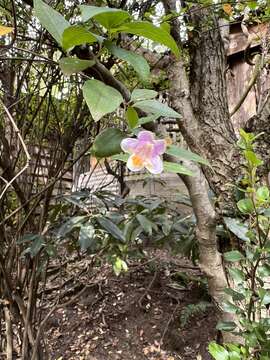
[165,137,172,146]
[131,155,143,167]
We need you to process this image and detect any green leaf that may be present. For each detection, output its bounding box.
[228,268,245,283]
[59,57,95,76]
[258,289,270,305]
[117,21,180,57]
[237,198,254,214]
[83,79,123,121]
[111,153,129,162]
[113,257,122,276]
[223,301,241,314]
[258,264,270,278]
[125,107,139,129]
[263,293,270,305]
[244,150,263,166]
[113,257,128,275]
[62,25,97,50]
[208,342,229,360]
[166,145,209,165]
[136,214,156,236]
[34,0,70,45]
[105,43,150,80]
[263,208,270,217]
[131,89,158,102]
[92,128,126,158]
[223,217,249,241]
[224,287,245,301]
[79,223,95,251]
[216,321,237,332]
[138,114,161,125]
[248,1,257,9]
[97,217,126,243]
[257,186,269,202]
[80,5,130,29]
[57,216,86,238]
[163,161,194,176]
[224,250,245,262]
[133,99,181,118]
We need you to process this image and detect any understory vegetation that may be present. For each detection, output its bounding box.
[0,0,270,359]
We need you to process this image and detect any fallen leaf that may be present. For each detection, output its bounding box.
[0,25,13,36]
[223,4,232,15]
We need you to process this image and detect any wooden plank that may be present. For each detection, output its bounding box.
[228,22,269,56]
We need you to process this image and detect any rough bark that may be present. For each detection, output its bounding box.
[187,7,239,198]
[163,0,241,342]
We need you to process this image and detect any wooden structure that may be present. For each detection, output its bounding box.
[227,22,270,129]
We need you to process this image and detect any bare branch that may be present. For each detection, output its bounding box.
[0,100,31,200]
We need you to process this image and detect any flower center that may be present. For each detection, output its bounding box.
[132,155,144,167]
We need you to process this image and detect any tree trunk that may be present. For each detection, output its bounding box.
[163,1,242,342]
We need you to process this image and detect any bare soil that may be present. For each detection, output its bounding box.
[45,250,218,360]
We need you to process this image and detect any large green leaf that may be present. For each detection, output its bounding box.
[82,79,123,121]
[105,42,150,80]
[224,250,245,262]
[57,216,86,238]
[131,89,157,102]
[34,0,70,45]
[166,145,209,165]
[223,217,249,241]
[59,57,95,76]
[208,342,229,360]
[117,21,180,57]
[163,161,194,176]
[79,223,95,250]
[97,217,126,243]
[216,321,237,332]
[125,107,139,129]
[224,287,245,301]
[62,25,97,50]
[136,214,156,236]
[133,99,181,118]
[80,5,130,29]
[237,198,254,214]
[92,128,126,158]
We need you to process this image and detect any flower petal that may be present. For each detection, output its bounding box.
[127,154,144,172]
[121,138,138,153]
[153,140,166,156]
[145,156,163,174]
[137,131,155,142]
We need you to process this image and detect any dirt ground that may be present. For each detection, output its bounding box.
[44,250,218,360]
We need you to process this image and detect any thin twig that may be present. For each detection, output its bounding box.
[0,100,31,199]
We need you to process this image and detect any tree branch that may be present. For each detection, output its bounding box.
[0,100,31,200]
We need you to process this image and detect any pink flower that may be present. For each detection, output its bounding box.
[120,131,166,174]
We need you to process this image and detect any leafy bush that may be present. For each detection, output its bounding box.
[50,190,198,273]
[209,130,270,359]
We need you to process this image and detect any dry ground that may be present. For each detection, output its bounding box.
[44,250,217,360]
